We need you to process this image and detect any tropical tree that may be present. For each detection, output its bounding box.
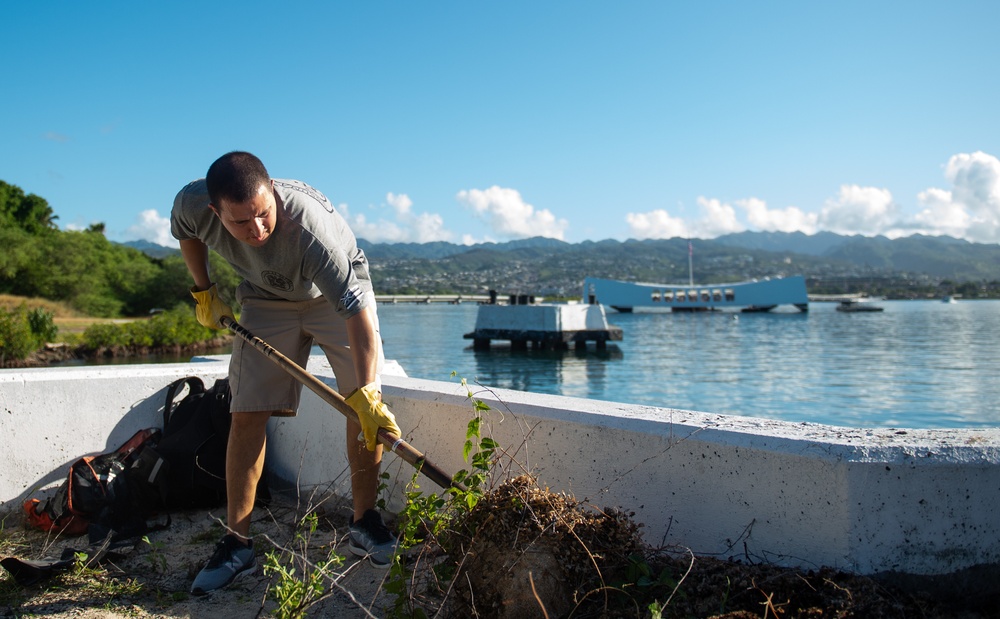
[0,180,59,234]
[0,226,38,284]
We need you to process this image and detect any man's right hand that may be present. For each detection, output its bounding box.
[190,283,235,329]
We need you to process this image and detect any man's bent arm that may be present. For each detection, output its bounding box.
[179,238,213,291]
[346,306,380,388]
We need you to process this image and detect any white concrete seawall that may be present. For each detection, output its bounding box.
[2,357,998,578]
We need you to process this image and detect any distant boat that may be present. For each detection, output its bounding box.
[942,295,958,304]
[835,299,884,313]
[583,276,809,313]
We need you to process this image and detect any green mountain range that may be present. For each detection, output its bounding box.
[126,232,1000,298]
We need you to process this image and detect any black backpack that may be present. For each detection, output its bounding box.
[23,427,169,537]
[157,376,232,509]
[4,376,256,586]
[156,375,269,509]
[8,427,171,586]
[21,376,233,531]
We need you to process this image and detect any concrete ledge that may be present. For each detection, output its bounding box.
[376,376,1000,575]
[2,357,998,577]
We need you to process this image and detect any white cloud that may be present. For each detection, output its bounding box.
[625,197,744,239]
[621,151,1000,244]
[386,192,412,216]
[345,213,402,243]
[694,197,744,237]
[455,186,568,240]
[340,193,453,243]
[947,151,1000,217]
[914,151,1000,243]
[817,185,898,236]
[738,197,818,234]
[912,187,970,239]
[124,209,178,248]
[625,187,898,241]
[625,209,688,239]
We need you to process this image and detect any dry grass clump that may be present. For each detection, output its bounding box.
[651,557,965,619]
[441,474,649,618]
[0,294,81,317]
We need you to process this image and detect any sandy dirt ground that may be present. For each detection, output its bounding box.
[1,496,397,619]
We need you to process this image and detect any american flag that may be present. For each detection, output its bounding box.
[688,240,693,256]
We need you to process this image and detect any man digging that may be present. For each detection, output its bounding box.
[170,151,401,594]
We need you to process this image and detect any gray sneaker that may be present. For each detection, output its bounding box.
[191,535,256,595]
[348,510,398,568]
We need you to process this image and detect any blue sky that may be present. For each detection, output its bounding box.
[3,2,999,248]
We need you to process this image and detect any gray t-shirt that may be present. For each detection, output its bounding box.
[170,178,373,318]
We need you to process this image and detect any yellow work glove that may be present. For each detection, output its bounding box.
[190,284,235,330]
[346,383,402,451]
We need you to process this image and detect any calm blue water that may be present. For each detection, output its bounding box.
[375,300,1000,430]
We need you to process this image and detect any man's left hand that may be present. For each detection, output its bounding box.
[346,383,402,451]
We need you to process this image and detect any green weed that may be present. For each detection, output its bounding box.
[141,535,168,573]
[263,511,345,619]
[383,373,499,618]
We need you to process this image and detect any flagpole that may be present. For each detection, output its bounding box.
[688,238,694,286]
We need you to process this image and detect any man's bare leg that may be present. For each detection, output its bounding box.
[346,417,382,521]
[190,411,268,594]
[226,412,271,542]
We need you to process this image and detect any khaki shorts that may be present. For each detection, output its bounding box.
[229,293,384,415]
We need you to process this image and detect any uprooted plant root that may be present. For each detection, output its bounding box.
[442,474,645,618]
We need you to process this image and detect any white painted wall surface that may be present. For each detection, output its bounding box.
[2,357,998,577]
[0,361,229,503]
[582,304,612,330]
[472,304,612,333]
[474,305,560,331]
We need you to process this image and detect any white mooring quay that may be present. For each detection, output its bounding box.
[2,357,999,585]
[463,297,622,350]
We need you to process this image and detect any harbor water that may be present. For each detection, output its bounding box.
[375,299,1000,430]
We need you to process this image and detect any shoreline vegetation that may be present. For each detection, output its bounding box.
[2,337,233,369]
[0,294,230,370]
